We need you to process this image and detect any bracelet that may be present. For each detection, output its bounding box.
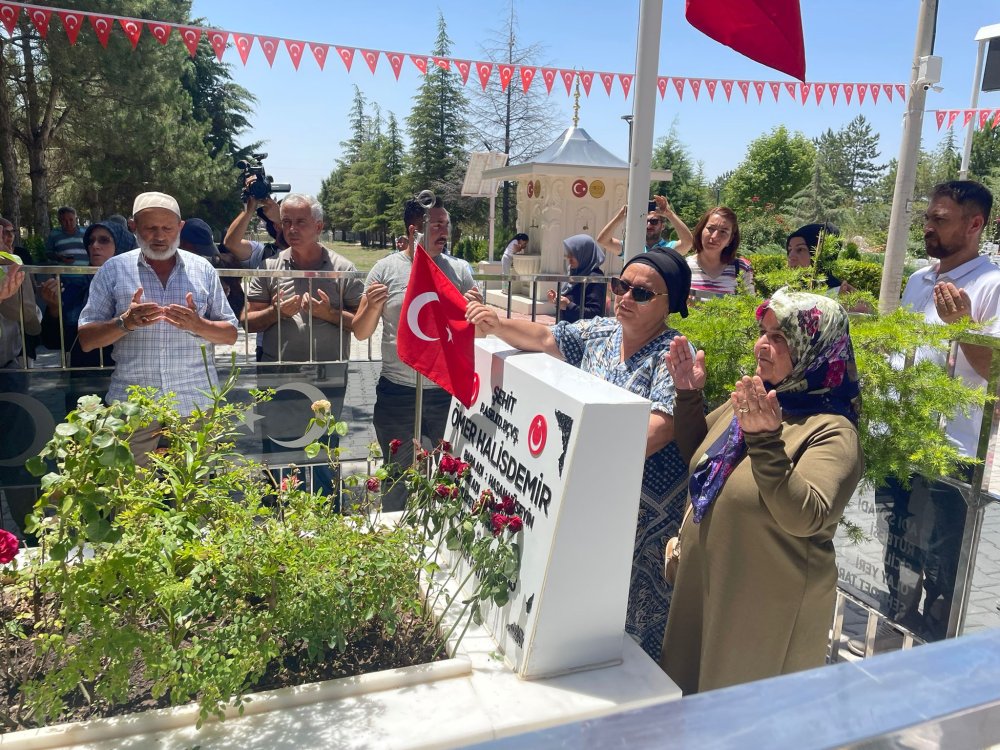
[116,312,135,333]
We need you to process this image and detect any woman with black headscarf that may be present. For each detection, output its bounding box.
[546,234,607,322]
[660,290,863,693]
[467,246,694,660]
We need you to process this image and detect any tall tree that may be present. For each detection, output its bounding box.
[782,155,851,227]
[723,126,815,214]
[467,1,560,233]
[0,1,256,233]
[404,12,472,235]
[650,125,712,229]
[969,124,1000,183]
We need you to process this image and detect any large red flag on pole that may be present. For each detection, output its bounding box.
[685,0,806,81]
[397,246,477,407]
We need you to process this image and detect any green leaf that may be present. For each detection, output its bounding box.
[25,456,47,477]
[303,443,321,459]
[55,422,80,438]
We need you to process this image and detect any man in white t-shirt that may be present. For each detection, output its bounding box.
[876,180,999,644]
[501,233,528,276]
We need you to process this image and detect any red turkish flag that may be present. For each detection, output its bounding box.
[310,43,330,69]
[398,247,476,408]
[387,52,405,79]
[90,15,114,48]
[0,4,20,36]
[619,73,634,99]
[119,19,143,49]
[520,66,536,93]
[58,11,84,45]
[335,46,354,71]
[657,76,669,99]
[599,72,614,96]
[410,54,428,75]
[233,33,254,64]
[560,69,576,95]
[360,48,379,73]
[498,64,514,92]
[541,68,557,94]
[285,39,305,70]
[178,26,201,57]
[454,60,471,85]
[685,0,805,81]
[258,36,280,66]
[477,62,493,91]
[934,111,946,131]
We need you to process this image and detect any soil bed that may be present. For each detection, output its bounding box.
[1,585,443,732]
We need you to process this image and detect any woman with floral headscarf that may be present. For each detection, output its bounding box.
[659,290,863,694]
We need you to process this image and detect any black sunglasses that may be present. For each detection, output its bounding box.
[610,277,668,304]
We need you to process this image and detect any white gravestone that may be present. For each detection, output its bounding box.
[445,337,650,679]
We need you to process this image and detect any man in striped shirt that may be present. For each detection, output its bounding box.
[78,192,238,463]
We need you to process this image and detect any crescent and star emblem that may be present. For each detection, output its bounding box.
[407,291,453,343]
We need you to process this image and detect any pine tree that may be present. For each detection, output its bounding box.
[404,12,471,232]
[650,125,712,230]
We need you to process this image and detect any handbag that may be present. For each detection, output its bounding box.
[663,503,693,586]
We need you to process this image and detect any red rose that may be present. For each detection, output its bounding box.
[366,477,380,492]
[491,513,508,536]
[507,516,524,533]
[439,455,458,474]
[281,474,301,492]
[389,439,403,455]
[456,461,470,477]
[435,483,451,498]
[501,496,516,514]
[440,440,452,452]
[0,529,19,565]
[450,487,460,499]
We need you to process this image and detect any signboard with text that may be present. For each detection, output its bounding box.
[445,339,650,679]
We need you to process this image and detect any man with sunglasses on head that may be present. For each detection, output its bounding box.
[466,246,692,663]
[597,194,693,259]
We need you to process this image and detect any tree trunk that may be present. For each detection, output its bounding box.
[0,43,21,230]
[19,28,61,238]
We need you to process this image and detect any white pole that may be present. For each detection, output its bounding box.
[878,0,939,313]
[959,39,988,180]
[623,0,663,261]
[488,193,497,262]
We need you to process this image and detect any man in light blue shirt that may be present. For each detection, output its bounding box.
[79,192,238,462]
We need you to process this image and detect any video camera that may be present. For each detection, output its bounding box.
[236,153,291,201]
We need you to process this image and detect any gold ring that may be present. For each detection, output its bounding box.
[739,407,750,413]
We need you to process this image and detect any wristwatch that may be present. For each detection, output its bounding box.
[116,312,134,333]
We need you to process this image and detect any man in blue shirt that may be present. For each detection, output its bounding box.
[45,206,88,266]
[78,192,238,464]
[596,195,693,258]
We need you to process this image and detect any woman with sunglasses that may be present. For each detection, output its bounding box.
[659,290,863,694]
[467,247,693,661]
[686,207,753,298]
[546,234,607,323]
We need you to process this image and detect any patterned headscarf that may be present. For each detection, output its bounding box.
[688,290,860,523]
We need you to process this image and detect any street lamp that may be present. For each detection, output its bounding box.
[621,114,634,162]
[959,22,1000,180]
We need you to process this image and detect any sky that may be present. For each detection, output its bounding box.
[188,0,1000,199]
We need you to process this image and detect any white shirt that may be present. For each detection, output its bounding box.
[501,240,520,275]
[901,254,1000,457]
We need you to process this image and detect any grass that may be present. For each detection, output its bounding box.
[245,232,395,273]
[321,240,395,273]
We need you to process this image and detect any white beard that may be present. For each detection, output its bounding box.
[137,236,179,262]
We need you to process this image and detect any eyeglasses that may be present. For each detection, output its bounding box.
[610,277,669,304]
[646,218,662,226]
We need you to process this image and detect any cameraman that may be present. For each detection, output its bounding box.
[223,175,287,268]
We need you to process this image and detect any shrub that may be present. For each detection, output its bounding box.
[453,237,487,264]
[833,259,883,295]
[674,295,989,491]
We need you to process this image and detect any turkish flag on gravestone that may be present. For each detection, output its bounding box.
[397,246,477,407]
[685,0,806,81]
